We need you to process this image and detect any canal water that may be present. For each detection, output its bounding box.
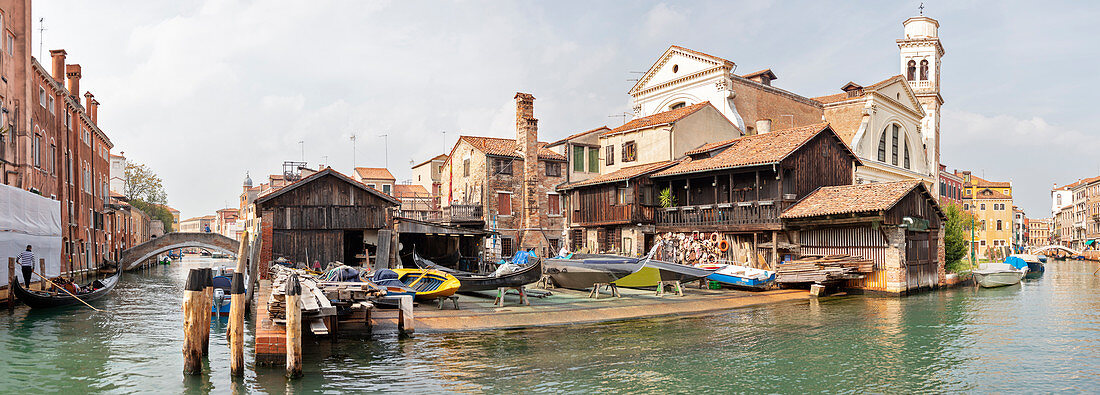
[1,257,1098,393]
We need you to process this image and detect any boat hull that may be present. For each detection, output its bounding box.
[411,252,543,292]
[390,269,461,300]
[12,272,120,309]
[613,260,715,288]
[973,270,1025,288]
[543,258,635,290]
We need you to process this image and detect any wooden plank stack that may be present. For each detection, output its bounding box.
[776,255,872,284]
[268,267,337,322]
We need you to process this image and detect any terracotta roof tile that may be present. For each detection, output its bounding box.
[969,188,1012,200]
[560,161,679,189]
[813,75,904,105]
[781,180,924,219]
[354,167,395,180]
[684,139,737,156]
[741,68,777,80]
[548,126,609,147]
[957,172,1011,188]
[412,154,448,169]
[654,123,853,177]
[458,136,566,161]
[602,102,712,136]
[393,184,430,198]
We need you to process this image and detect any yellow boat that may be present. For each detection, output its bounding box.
[389,268,461,300]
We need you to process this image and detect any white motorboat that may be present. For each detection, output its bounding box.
[972,262,1026,288]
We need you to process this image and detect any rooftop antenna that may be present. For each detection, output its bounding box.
[608,112,631,126]
[441,131,446,154]
[298,140,304,162]
[378,133,389,168]
[38,18,45,60]
[321,155,328,169]
[627,71,645,82]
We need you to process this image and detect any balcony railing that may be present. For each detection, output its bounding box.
[445,204,484,223]
[655,200,791,229]
[396,209,443,222]
[573,205,655,226]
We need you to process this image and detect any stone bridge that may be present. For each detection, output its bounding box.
[1028,245,1081,256]
[120,232,239,271]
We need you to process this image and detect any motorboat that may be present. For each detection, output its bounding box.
[411,251,542,292]
[382,268,461,301]
[698,264,775,290]
[972,257,1028,288]
[1010,254,1045,277]
[211,266,248,316]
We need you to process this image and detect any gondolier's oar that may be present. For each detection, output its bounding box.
[31,270,101,312]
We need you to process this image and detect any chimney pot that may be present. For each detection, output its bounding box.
[756,119,772,134]
[49,49,67,83]
[65,64,82,100]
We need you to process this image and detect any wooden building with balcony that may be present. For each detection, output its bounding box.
[648,123,858,267]
[558,161,678,255]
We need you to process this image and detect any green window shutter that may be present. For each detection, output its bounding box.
[588,147,599,173]
[573,146,585,172]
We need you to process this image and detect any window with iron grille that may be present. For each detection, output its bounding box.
[622,141,637,162]
[501,238,514,258]
[492,158,512,175]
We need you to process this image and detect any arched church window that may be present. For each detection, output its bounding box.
[878,131,888,162]
[907,60,916,81]
[903,139,910,169]
[920,60,929,81]
[669,102,686,110]
[891,124,900,166]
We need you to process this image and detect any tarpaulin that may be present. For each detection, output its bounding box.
[0,184,62,287]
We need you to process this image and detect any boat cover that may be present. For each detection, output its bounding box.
[1003,256,1028,270]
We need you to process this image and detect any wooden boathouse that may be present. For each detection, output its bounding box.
[781,180,945,294]
[255,168,400,276]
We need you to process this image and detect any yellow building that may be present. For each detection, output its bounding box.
[957,171,1013,259]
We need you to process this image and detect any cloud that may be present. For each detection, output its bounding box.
[641,3,688,39]
[943,109,1100,154]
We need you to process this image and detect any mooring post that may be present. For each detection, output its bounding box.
[397,295,414,335]
[229,231,249,377]
[7,258,15,310]
[285,274,303,378]
[38,258,45,291]
[182,269,205,375]
[201,267,213,356]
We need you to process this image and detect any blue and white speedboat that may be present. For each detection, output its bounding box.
[700,264,775,290]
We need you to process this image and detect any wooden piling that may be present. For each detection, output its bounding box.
[285,274,303,379]
[201,267,213,356]
[397,295,414,335]
[182,269,205,375]
[7,258,15,310]
[229,231,249,377]
[38,258,45,291]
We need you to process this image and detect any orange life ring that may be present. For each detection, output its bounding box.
[718,239,730,252]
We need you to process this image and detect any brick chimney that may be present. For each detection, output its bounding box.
[49,49,67,83]
[85,91,98,123]
[514,92,549,255]
[65,64,81,100]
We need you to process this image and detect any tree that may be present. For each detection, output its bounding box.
[129,199,174,234]
[124,162,167,204]
[942,202,977,272]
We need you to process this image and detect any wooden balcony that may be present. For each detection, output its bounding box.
[396,209,443,222]
[655,200,792,232]
[573,204,655,226]
[444,204,484,224]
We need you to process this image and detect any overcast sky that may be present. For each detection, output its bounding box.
[33,0,1100,219]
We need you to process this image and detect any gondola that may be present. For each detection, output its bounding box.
[411,251,542,292]
[11,271,120,309]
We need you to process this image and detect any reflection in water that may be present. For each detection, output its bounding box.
[1,258,1099,393]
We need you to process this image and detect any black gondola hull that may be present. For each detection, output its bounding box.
[11,272,120,309]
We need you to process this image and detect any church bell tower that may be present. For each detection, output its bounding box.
[898,13,943,192]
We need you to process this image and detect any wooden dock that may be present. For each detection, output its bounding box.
[252,279,809,363]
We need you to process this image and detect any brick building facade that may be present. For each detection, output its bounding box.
[441,93,567,259]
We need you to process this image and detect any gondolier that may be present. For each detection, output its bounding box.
[17,245,35,288]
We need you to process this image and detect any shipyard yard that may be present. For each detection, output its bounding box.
[0,256,1097,393]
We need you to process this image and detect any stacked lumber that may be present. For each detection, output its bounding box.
[776,255,871,284]
[268,267,337,321]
